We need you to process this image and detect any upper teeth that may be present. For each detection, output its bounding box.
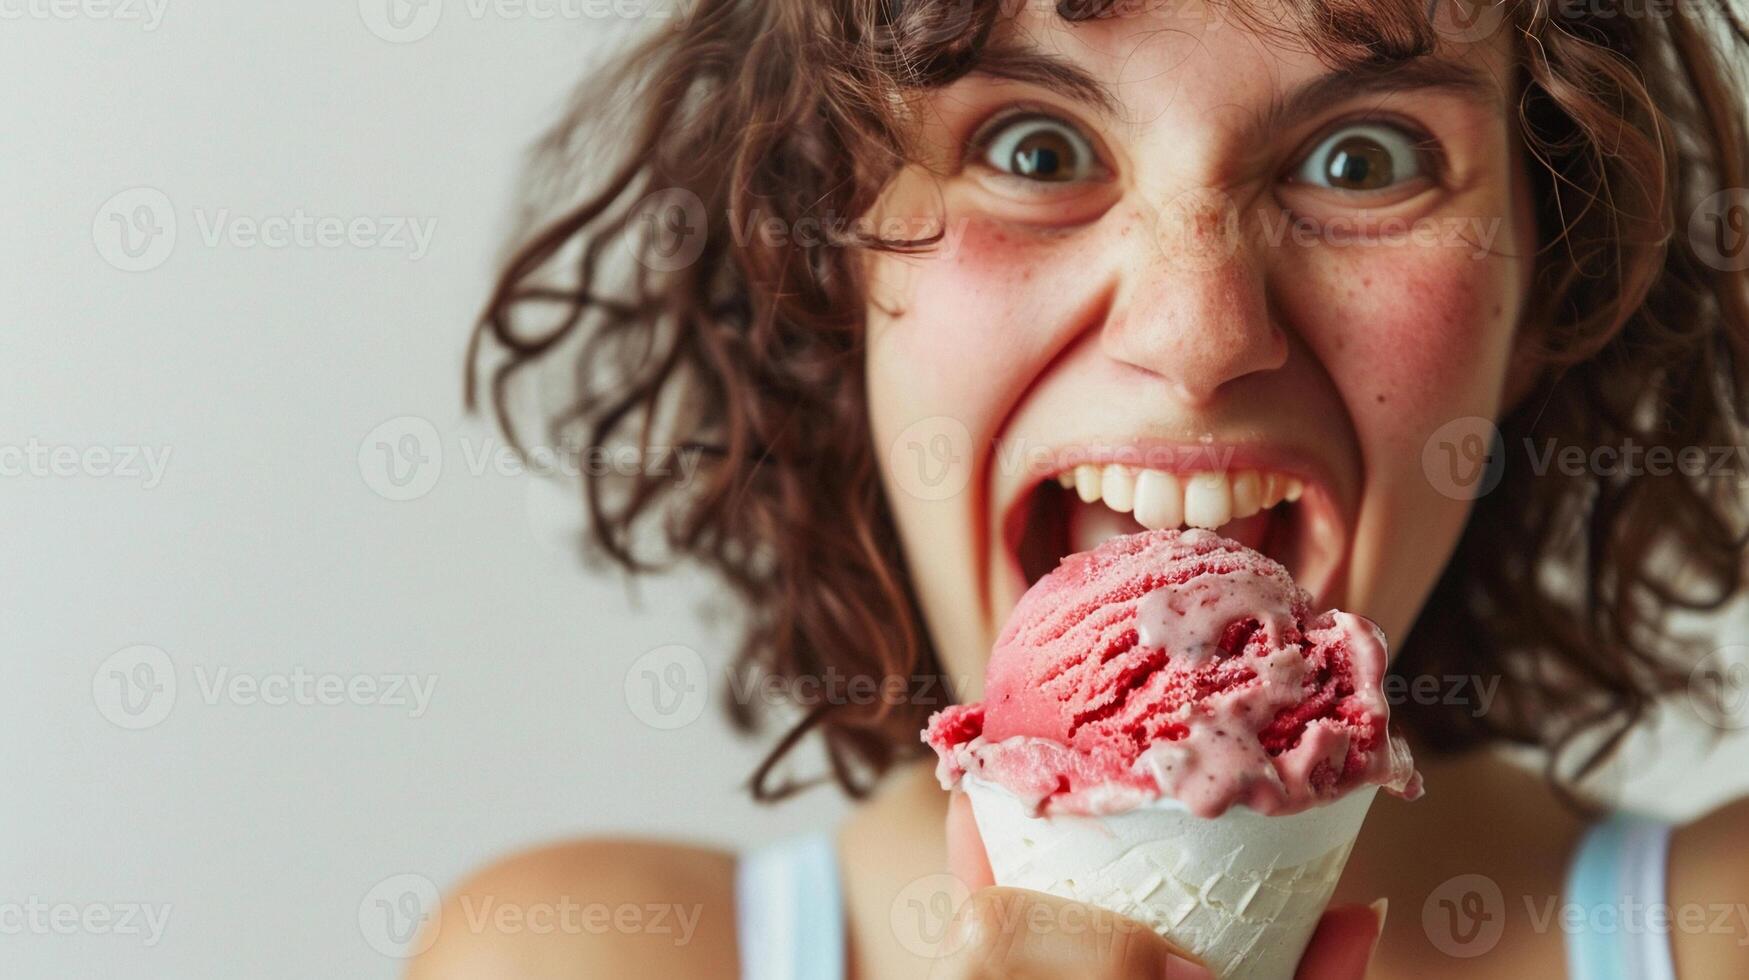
[1054,465,1303,530]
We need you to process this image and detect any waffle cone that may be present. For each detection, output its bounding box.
[964,774,1377,980]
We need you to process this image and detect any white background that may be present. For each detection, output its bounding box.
[3,7,843,979]
[4,4,1746,979]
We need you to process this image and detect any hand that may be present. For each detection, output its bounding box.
[935,789,1386,979]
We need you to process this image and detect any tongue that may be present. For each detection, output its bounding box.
[1067,500,1145,555]
[1213,509,1274,552]
[1067,499,1274,556]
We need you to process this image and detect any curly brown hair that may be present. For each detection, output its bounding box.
[468,0,1749,806]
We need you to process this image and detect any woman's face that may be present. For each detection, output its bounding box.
[864,3,1535,698]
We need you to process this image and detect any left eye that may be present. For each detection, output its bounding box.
[1290,123,1429,192]
[978,115,1102,183]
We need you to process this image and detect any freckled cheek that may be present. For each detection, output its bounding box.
[1304,247,1518,448]
[867,220,1071,439]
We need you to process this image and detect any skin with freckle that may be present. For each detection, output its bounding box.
[432,1,1749,978]
[864,4,1535,701]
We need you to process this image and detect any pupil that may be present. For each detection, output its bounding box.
[1326,137,1392,189]
[1014,132,1073,179]
[1019,148,1060,176]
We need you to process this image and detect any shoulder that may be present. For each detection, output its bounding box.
[405,838,739,980]
[1667,797,1749,977]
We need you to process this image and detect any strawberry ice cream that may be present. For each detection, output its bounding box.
[926,528,1421,819]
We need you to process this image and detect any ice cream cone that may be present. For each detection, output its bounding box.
[964,772,1378,980]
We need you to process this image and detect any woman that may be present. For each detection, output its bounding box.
[415,0,1749,975]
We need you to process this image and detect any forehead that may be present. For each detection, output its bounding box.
[988,0,1518,123]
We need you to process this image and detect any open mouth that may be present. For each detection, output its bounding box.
[1006,460,1344,599]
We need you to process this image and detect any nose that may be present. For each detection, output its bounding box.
[1101,195,1286,407]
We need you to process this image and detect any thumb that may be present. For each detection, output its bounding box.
[945,788,994,889]
[1294,899,1387,980]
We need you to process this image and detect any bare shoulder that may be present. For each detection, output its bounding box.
[406,838,739,980]
[1668,796,1749,977]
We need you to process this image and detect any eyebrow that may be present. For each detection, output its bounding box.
[969,44,1501,137]
[1257,57,1501,136]
[970,47,1123,115]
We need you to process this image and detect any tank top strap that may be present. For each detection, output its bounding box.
[1563,812,1677,980]
[734,832,846,980]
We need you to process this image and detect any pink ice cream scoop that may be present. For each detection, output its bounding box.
[926,528,1422,819]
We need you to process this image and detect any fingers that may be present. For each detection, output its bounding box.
[1293,900,1387,980]
[936,887,1213,980]
[948,789,1321,979]
[945,789,995,890]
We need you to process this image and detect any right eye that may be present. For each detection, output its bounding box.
[976,114,1105,184]
[1288,121,1433,194]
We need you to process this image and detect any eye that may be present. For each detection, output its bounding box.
[1290,122,1431,193]
[977,114,1104,184]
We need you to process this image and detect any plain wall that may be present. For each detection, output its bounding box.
[5,10,844,979]
[5,6,1746,979]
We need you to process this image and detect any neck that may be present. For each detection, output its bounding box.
[1335,743,1586,897]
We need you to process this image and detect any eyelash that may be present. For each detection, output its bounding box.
[1283,113,1446,187]
[967,106,1110,184]
[966,107,1447,190]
